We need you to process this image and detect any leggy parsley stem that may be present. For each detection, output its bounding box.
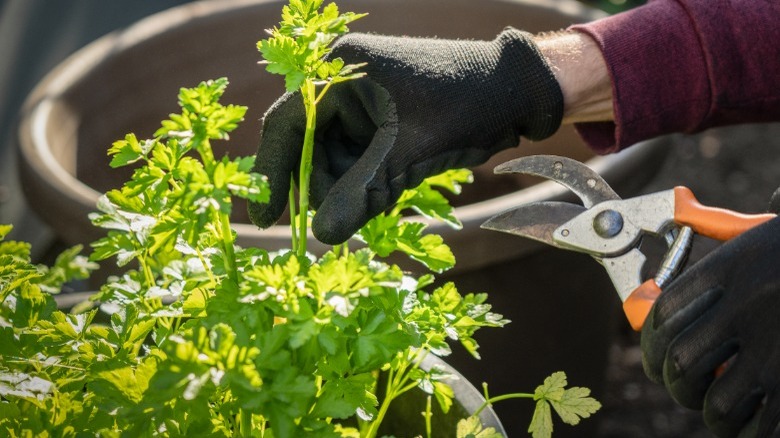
[195,136,238,283]
[296,79,317,256]
[240,409,253,437]
[473,392,534,417]
[219,211,238,283]
[289,174,298,251]
[365,350,428,438]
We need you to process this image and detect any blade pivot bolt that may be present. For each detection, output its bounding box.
[594,209,624,238]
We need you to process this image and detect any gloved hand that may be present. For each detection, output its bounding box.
[642,207,780,436]
[248,28,563,244]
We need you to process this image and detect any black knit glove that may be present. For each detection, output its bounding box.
[248,28,563,244]
[641,214,780,437]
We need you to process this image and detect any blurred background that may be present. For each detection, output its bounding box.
[0,0,191,253]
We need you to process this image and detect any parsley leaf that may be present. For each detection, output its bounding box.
[457,416,504,438]
[528,372,602,438]
[0,224,12,239]
[258,0,366,92]
[394,169,474,229]
[359,215,456,273]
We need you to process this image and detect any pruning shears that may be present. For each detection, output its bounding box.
[481,155,777,331]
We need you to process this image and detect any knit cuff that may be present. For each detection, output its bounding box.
[497,27,564,141]
[570,1,709,153]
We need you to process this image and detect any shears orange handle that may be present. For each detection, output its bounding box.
[481,155,777,332]
[623,186,775,330]
[673,186,776,240]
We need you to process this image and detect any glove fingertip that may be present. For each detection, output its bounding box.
[312,212,361,245]
[311,186,374,245]
[312,197,374,244]
[247,168,292,229]
[247,197,283,229]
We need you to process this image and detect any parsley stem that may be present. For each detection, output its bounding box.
[365,391,392,438]
[196,138,216,174]
[289,175,298,250]
[472,392,534,417]
[424,396,433,438]
[296,79,317,257]
[196,247,217,285]
[259,417,267,436]
[219,212,238,283]
[140,254,155,288]
[315,375,323,393]
[240,410,253,436]
[366,350,426,438]
[4,357,85,372]
[313,81,333,106]
[363,368,396,438]
[239,409,253,437]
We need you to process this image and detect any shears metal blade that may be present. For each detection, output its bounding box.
[482,155,777,331]
[493,155,620,208]
[481,201,586,247]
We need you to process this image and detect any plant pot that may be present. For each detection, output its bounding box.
[380,354,506,436]
[19,1,669,435]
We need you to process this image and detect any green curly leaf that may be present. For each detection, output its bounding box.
[457,416,503,438]
[0,224,12,240]
[529,372,602,438]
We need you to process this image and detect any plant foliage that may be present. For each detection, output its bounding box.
[527,372,602,438]
[0,76,510,436]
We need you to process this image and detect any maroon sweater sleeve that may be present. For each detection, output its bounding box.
[570,0,780,154]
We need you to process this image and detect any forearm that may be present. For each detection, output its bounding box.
[534,31,613,125]
[560,0,780,153]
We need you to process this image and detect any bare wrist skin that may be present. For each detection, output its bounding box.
[535,31,614,124]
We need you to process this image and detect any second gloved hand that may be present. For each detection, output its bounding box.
[642,215,780,437]
[248,28,563,244]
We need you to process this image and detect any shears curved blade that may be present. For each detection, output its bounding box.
[482,155,776,331]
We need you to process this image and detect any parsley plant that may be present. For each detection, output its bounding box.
[258,0,366,257]
[1,77,506,436]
